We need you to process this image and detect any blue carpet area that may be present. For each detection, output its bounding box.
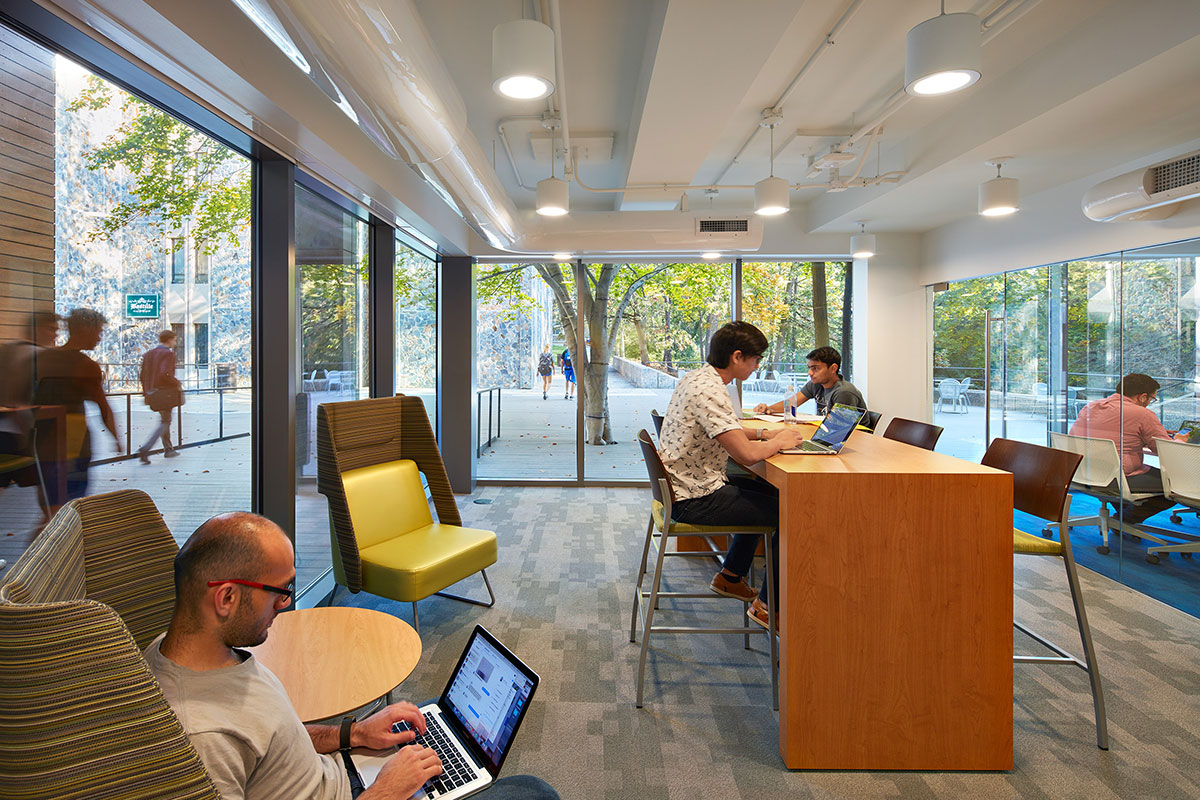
[1015,495,1200,619]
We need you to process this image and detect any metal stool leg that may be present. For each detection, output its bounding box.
[636,521,672,708]
[1061,545,1109,749]
[630,515,655,643]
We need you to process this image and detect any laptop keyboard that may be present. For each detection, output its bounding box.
[798,439,829,452]
[394,713,477,797]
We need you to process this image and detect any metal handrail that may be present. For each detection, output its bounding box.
[91,385,252,465]
[476,386,502,456]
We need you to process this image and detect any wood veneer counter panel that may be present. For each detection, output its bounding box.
[249,606,421,723]
[748,425,1014,770]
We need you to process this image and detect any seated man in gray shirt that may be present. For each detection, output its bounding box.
[754,345,866,417]
[144,512,557,800]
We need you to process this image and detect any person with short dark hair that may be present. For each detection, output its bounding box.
[1069,373,1186,524]
[145,512,558,800]
[754,345,866,417]
[659,321,802,629]
[138,329,183,464]
[33,308,121,511]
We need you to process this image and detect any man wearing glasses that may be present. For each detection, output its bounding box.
[144,512,556,800]
[1069,373,1187,525]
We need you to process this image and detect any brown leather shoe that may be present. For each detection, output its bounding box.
[710,571,758,601]
[747,598,772,630]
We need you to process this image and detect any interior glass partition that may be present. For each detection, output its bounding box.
[931,238,1200,618]
[293,183,369,590]
[0,26,253,566]
[395,240,437,426]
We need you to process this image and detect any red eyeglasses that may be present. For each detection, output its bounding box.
[207,579,295,602]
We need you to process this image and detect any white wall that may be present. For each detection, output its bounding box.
[921,143,1200,286]
[856,234,930,426]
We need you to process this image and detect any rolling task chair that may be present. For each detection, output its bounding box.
[981,438,1108,750]
[1149,438,1200,561]
[317,395,496,633]
[1047,432,1176,561]
[631,429,777,709]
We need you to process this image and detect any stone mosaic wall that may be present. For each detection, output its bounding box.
[53,62,252,392]
[477,270,555,389]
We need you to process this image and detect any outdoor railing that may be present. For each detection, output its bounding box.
[91,385,252,465]
[476,386,501,456]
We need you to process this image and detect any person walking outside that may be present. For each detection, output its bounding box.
[560,345,576,400]
[33,308,121,512]
[537,344,554,400]
[138,330,184,464]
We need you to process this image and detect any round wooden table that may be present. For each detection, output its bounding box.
[248,606,421,723]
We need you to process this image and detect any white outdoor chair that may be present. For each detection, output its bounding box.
[1150,438,1200,562]
[1046,432,1174,556]
[936,378,967,414]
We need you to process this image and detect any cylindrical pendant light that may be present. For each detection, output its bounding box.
[536,176,569,216]
[904,11,981,96]
[850,222,876,259]
[492,19,556,100]
[754,176,789,216]
[978,177,1019,216]
[979,158,1020,216]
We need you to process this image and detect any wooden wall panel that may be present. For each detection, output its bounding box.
[0,25,53,341]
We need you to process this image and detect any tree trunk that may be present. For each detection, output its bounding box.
[812,260,829,347]
[632,313,650,364]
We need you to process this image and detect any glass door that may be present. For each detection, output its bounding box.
[932,275,1003,459]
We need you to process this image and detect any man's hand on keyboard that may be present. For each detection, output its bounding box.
[366,743,442,799]
[355,702,427,750]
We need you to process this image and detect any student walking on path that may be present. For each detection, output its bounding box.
[138,330,184,464]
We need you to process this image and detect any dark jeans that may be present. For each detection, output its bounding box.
[1114,467,1174,524]
[672,475,778,605]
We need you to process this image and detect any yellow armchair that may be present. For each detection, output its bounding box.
[317,396,496,632]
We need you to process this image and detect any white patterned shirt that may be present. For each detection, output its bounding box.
[659,364,743,501]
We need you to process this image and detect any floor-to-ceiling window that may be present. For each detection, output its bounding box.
[395,239,437,427]
[0,24,252,565]
[931,237,1200,617]
[741,260,852,413]
[293,182,369,590]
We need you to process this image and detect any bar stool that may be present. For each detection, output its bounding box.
[631,430,777,708]
[982,437,1108,749]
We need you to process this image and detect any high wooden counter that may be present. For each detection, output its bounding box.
[746,421,1013,770]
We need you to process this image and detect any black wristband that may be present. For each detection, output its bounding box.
[339,716,354,751]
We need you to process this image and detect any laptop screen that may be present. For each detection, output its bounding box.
[812,403,864,448]
[441,626,539,777]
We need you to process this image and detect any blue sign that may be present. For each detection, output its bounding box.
[126,293,161,319]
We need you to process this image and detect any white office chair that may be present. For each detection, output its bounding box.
[1150,438,1200,562]
[1046,432,1174,557]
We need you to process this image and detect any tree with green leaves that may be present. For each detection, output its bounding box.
[67,74,249,253]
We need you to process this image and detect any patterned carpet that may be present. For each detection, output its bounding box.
[331,486,1200,799]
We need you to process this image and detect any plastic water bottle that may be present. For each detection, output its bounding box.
[783,385,797,422]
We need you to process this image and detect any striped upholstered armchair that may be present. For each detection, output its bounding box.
[0,491,219,799]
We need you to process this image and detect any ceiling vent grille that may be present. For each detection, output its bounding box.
[1151,153,1200,194]
[697,218,749,233]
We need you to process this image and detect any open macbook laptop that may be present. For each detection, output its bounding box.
[779,403,864,455]
[354,625,539,800]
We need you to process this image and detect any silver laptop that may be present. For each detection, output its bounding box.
[361,625,539,800]
[779,403,864,455]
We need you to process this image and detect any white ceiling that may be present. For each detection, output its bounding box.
[39,0,1200,253]
[413,0,1200,234]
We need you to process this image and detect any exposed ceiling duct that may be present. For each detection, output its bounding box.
[1083,151,1200,223]
[256,0,761,254]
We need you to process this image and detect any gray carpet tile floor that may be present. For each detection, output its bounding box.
[330,486,1200,800]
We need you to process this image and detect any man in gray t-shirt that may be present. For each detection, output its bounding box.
[754,345,866,417]
[145,512,557,800]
